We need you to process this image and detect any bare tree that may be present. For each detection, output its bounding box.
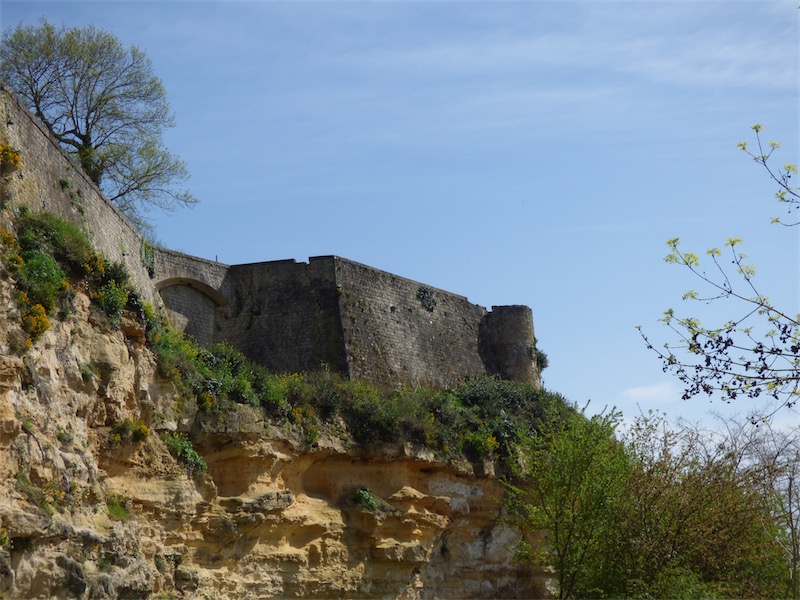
[0,19,197,231]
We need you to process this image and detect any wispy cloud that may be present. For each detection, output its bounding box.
[620,381,682,405]
[327,5,795,92]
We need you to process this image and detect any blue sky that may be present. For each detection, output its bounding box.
[2,0,798,426]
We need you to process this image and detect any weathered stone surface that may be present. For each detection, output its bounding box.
[56,555,87,597]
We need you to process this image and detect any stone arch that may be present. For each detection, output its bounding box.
[156,277,228,347]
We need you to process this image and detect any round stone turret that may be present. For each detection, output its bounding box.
[484,305,539,386]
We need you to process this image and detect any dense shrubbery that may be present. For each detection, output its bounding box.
[506,408,791,599]
[110,418,150,445]
[0,209,134,342]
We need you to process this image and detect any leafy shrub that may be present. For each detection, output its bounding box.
[19,298,50,343]
[161,432,207,475]
[99,260,129,287]
[17,250,68,312]
[149,327,199,385]
[92,279,129,327]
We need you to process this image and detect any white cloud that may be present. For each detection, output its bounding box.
[620,381,682,405]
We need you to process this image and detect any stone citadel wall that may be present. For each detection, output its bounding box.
[0,84,540,388]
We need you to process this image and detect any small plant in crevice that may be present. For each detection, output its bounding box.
[161,432,207,475]
[0,528,11,551]
[352,486,381,512]
[110,418,150,446]
[69,190,85,215]
[78,362,97,384]
[97,553,115,571]
[533,337,549,374]
[154,554,166,572]
[16,412,35,435]
[55,426,74,447]
[0,142,21,173]
[106,494,131,521]
[15,472,53,516]
[165,553,183,567]
[140,239,156,278]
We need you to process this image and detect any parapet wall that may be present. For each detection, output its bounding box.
[334,258,489,388]
[0,83,540,389]
[214,257,348,375]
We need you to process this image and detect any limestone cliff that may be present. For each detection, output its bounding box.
[0,275,551,599]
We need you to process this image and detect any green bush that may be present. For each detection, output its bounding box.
[149,327,199,385]
[99,260,130,288]
[92,279,129,327]
[17,250,68,312]
[18,296,50,343]
[5,211,140,340]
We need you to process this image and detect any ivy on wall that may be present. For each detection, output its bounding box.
[416,286,436,312]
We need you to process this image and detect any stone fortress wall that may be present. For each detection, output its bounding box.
[0,84,541,389]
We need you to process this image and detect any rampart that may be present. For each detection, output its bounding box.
[0,84,540,389]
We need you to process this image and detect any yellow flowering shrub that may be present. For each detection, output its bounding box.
[0,143,21,172]
[21,302,50,343]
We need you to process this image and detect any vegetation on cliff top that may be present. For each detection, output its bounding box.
[147,310,569,460]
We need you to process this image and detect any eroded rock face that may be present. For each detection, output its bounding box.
[0,278,552,599]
